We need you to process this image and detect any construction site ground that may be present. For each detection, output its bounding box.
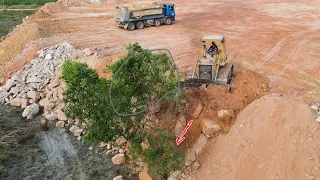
[1,0,320,179]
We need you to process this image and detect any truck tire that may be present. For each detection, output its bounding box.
[127,22,135,31]
[136,21,144,29]
[154,19,161,27]
[165,18,172,25]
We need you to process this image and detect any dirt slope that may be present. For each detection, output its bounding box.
[196,94,320,179]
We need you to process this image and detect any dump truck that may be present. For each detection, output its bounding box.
[115,3,176,31]
[181,35,234,91]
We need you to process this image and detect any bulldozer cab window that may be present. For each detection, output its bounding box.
[169,5,174,10]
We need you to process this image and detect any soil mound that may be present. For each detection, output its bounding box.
[197,94,320,179]
[0,24,48,72]
[177,70,269,148]
[59,0,90,7]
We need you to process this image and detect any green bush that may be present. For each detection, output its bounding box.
[62,44,184,178]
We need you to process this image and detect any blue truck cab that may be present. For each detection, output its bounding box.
[163,3,176,21]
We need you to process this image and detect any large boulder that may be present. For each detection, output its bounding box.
[112,154,126,165]
[192,103,203,118]
[10,98,22,107]
[201,118,221,135]
[217,109,235,120]
[22,103,40,119]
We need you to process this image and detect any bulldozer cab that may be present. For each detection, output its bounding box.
[194,35,228,80]
[182,35,233,90]
[200,35,227,64]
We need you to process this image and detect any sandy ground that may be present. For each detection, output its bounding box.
[197,94,320,179]
[1,0,320,102]
[1,0,320,179]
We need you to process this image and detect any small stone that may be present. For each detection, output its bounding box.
[113,175,123,180]
[192,160,201,170]
[57,109,67,121]
[4,79,13,92]
[217,109,235,120]
[167,171,182,180]
[180,99,187,104]
[316,117,320,123]
[202,118,221,135]
[112,147,119,153]
[21,98,28,109]
[192,103,203,118]
[83,48,93,56]
[9,87,20,96]
[0,92,9,102]
[48,77,60,88]
[310,105,319,111]
[45,113,58,121]
[27,91,40,100]
[40,119,48,131]
[106,150,112,155]
[69,125,79,134]
[112,154,126,165]
[89,146,93,151]
[10,98,22,107]
[56,121,65,128]
[74,129,83,137]
[45,54,53,60]
[99,142,108,148]
[115,136,127,146]
[119,149,125,153]
[141,141,150,150]
[77,136,82,141]
[44,102,55,112]
[107,143,111,150]
[175,121,185,138]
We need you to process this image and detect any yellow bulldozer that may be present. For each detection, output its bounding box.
[181,35,234,91]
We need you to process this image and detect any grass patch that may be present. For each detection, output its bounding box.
[0,9,36,38]
[0,0,57,5]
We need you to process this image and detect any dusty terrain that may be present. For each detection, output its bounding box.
[1,0,320,179]
[197,94,320,179]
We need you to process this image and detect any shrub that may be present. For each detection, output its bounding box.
[62,43,184,178]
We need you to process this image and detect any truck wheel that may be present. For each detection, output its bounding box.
[127,22,135,31]
[154,19,161,27]
[136,21,144,29]
[165,18,172,25]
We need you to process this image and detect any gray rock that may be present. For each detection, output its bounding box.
[56,121,65,128]
[45,54,53,60]
[22,103,40,119]
[115,136,127,146]
[0,92,9,103]
[69,125,79,134]
[27,77,42,83]
[4,79,13,92]
[311,105,319,111]
[316,117,320,123]
[74,129,83,137]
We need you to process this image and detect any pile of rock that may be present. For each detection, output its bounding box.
[175,102,235,179]
[311,103,320,122]
[0,42,73,105]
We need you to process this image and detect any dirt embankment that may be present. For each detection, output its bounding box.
[197,94,320,179]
